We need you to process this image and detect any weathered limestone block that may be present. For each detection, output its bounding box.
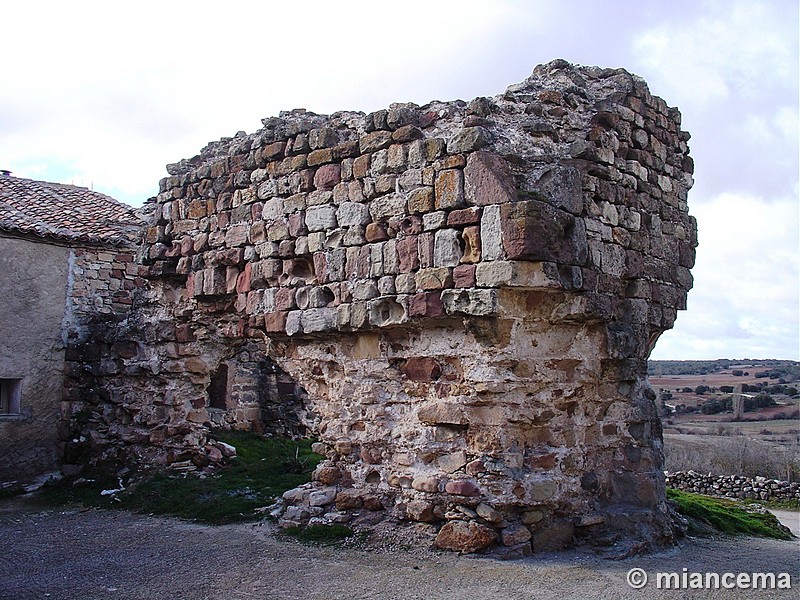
[441,288,498,316]
[435,169,465,210]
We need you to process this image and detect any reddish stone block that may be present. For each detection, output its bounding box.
[175,324,195,343]
[434,521,498,554]
[418,232,435,268]
[444,479,481,496]
[165,241,182,258]
[453,264,477,288]
[408,292,445,319]
[391,125,424,143]
[365,222,390,242]
[447,207,482,226]
[187,199,207,219]
[461,226,481,263]
[401,356,442,381]
[407,187,434,214]
[353,154,370,179]
[313,252,329,284]
[275,288,296,310]
[221,248,244,265]
[333,140,359,160]
[530,453,557,469]
[261,142,286,160]
[217,211,230,230]
[236,263,252,293]
[418,111,438,128]
[308,148,333,166]
[288,212,307,237]
[278,240,295,257]
[313,163,340,189]
[464,151,516,206]
[434,169,465,210]
[439,154,466,169]
[500,200,587,263]
[391,215,423,236]
[397,236,419,272]
[264,311,288,333]
[179,236,194,256]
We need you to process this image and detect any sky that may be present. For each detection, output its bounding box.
[1,0,797,361]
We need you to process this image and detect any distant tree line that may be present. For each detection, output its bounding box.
[699,393,776,415]
[690,383,797,396]
[648,359,800,379]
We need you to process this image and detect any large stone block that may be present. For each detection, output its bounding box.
[441,288,497,316]
[434,169,464,210]
[500,199,588,265]
[301,308,338,333]
[479,204,503,261]
[305,205,338,232]
[465,152,516,206]
[434,521,497,553]
[336,202,371,227]
[433,229,462,267]
[369,193,407,221]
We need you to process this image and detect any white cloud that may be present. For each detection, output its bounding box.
[632,0,797,111]
[652,193,799,359]
[1,0,797,360]
[0,0,525,204]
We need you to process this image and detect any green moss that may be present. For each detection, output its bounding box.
[667,488,794,540]
[37,432,323,524]
[280,524,356,545]
[0,485,26,501]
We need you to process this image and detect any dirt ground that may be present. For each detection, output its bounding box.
[0,498,797,600]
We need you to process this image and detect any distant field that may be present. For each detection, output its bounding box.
[651,360,800,480]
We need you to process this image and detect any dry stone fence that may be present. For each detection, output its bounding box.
[62,60,697,555]
[666,471,800,502]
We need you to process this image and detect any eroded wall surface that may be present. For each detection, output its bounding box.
[65,61,697,554]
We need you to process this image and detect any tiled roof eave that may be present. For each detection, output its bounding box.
[0,222,137,248]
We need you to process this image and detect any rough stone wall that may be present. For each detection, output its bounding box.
[65,60,697,554]
[59,243,146,473]
[63,247,143,342]
[666,471,800,502]
[0,234,142,482]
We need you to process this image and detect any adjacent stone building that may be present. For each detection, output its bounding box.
[60,61,698,554]
[0,174,142,482]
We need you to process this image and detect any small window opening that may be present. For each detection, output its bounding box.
[208,364,229,410]
[0,379,22,414]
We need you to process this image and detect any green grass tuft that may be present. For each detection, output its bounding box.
[667,488,794,540]
[36,432,323,524]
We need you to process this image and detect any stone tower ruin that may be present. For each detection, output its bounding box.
[63,60,697,555]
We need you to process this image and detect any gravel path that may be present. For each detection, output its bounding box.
[0,499,797,600]
[771,510,800,537]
